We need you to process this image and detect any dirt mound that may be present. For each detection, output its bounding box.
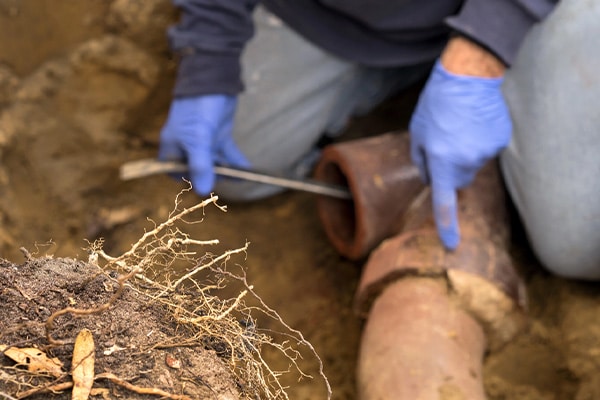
[0,254,239,400]
[0,196,330,400]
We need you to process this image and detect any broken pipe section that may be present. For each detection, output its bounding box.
[314,132,424,260]
[315,132,527,399]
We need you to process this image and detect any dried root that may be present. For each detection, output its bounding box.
[95,191,330,399]
[2,188,331,399]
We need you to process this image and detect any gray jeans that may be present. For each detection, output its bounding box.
[217,3,600,279]
[501,0,600,279]
[215,7,430,199]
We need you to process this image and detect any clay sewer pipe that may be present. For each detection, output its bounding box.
[316,136,527,399]
[314,132,425,260]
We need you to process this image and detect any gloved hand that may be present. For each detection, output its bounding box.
[158,94,251,195]
[409,59,512,250]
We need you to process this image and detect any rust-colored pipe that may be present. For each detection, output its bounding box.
[357,277,487,400]
[314,132,424,260]
[353,160,527,399]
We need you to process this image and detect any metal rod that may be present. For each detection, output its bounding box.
[120,159,352,200]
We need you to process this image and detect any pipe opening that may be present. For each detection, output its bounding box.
[316,161,357,247]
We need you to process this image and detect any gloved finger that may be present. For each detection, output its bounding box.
[411,145,430,185]
[409,112,431,185]
[430,177,460,250]
[217,135,252,169]
[187,150,216,196]
[157,129,190,181]
[408,126,430,184]
[157,129,185,162]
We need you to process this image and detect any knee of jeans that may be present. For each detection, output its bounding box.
[530,234,600,281]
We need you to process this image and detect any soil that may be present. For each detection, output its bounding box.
[0,255,241,400]
[1,1,600,400]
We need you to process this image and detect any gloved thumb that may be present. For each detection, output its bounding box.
[431,180,460,250]
[217,135,252,169]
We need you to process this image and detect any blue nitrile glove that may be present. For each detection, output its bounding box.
[158,94,251,195]
[409,60,512,250]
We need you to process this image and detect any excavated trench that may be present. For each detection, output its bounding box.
[1,2,599,399]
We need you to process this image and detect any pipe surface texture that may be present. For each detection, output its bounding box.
[357,277,487,400]
[354,158,527,399]
[314,132,424,260]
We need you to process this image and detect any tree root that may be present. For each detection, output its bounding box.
[14,373,192,400]
[2,190,331,399]
[95,373,191,400]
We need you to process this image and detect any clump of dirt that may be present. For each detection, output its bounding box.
[0,194,330,400]
[0,255,239,399]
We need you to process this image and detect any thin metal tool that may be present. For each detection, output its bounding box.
[119,158,352,200]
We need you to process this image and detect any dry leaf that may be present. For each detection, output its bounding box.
[72,329,95,400]
[1,344,64,377]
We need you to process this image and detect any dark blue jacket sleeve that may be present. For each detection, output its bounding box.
[446,0,557,66]
[168,0,259,97]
